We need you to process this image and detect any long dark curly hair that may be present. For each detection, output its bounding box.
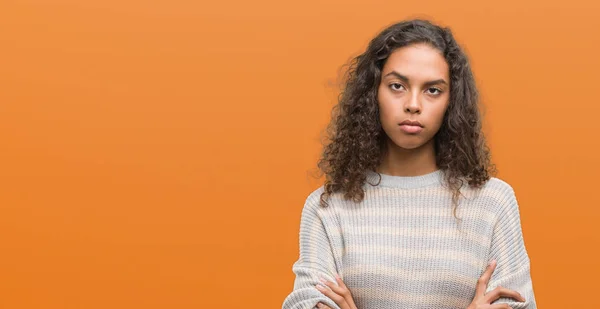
[316,19,496,218]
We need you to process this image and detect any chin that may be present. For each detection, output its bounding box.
[389,138,426,150]
[396,143,423,150]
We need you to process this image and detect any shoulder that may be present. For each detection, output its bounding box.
[298,185,326,215]
[301,185,347,219]
[459,176,521,219]
[477,176,522,218]
[301,185,326,210]
[306,185,326,204]
[481,176,516,197]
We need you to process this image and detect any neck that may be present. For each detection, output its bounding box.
[377,137,438,176]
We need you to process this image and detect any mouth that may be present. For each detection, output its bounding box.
[398,120,424,134]
[399,120,423,127]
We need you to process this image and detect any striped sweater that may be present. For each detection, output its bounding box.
[282,169,537,309]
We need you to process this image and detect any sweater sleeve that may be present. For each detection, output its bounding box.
[282,192,341,309]
[486,185,537,309]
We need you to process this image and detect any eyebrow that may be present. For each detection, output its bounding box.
[383,71,448,87]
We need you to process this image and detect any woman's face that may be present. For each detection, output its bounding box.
[377,43,450,150]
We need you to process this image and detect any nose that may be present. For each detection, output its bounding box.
[404,92,421,114]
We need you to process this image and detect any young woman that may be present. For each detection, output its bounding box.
[282,19,537,309]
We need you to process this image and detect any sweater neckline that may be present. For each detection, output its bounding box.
[365,169,444,189]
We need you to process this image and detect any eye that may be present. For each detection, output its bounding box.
[427,87,443,95]
[389,83,405,91]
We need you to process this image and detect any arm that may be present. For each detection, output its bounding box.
[486,185,537,309]
[282,192,341,309]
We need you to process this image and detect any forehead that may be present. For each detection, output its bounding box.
[382,43,449,80]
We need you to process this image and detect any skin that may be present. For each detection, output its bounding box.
[376,43,450,177]
[316,43,526,309]
[315,260,526,309]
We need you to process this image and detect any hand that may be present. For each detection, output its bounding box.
[315,274,358,309]
[467,260,526,309]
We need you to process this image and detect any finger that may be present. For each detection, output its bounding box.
[488,304,513,309]
[485,286,525,303]
[475,260,496,298]
[316,302,333,309]
[335,274,347,289]
[318,279,352,309]
[315,284,347,307]
[484,286,526,303]
[334,275,359,309]
[334,274,358,309]
[320,277,347,297]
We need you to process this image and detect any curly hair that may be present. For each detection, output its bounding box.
[316,19,496,218]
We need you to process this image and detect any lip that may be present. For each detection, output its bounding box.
[398,120,424,134]
[399,120,423,127]
[399,124,423,134]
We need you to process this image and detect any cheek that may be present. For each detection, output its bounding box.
[378,104,396,130]
[377,90,399,124]
[429,103,450,129]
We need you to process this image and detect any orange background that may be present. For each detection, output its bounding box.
[1,0,599,308]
